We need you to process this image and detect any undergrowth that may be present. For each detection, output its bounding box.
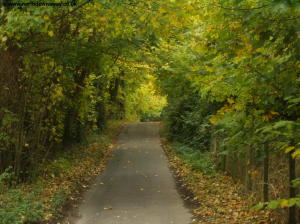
[162,138,273,224]
[171,142,216,176]
[0,120,125,224]
[0,189,44,224]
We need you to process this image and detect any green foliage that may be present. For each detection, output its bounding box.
[125,75,166,121]
[0,0,169,181]
[48,190,67,219]
[140,111,162,122]
[163,91,221,149]
[152,0,300,216]
[0,189,44,224]
[1,0,300,221]
[172,142,216,176]
[0,109,18,153]
[253,198,300,211]
[0,167,16,193]
[47,158,72,177]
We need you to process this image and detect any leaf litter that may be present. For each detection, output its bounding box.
[161,138,275,224]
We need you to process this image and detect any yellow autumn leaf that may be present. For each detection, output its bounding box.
[54,86,63,98]
[207,25,214,31]
[246,45,253,51]
[227,98,234,104]
[2,36,7,42]
[48,31,54,37]
[205,65,214,72]
[236,50,244,56]
[211,33,219,39]
[209,116,219,124]
[292,149,300,158]
[159,8,166,14]
[262,114,271,122]
[229,22,241,29]
[139,14,146,22]
[285,146,295,153]
[280,200,289,208]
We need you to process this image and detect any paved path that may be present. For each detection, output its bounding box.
[72,122,192,224]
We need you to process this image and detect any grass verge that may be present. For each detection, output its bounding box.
[0,120,125,224]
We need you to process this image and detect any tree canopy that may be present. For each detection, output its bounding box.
[1,0,300,223]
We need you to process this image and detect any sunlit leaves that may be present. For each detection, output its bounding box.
[154,0,300,219]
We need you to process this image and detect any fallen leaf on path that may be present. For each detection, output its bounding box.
[103,207,113,210]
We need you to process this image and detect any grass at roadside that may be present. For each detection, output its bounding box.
[0,121,125,224]
[160,137,274,224]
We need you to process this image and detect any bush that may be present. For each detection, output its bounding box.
[0,167,16,193]
[140,111,162,122]
[172,142,216,176]
[163,92,222,150]
[47,157,72,177]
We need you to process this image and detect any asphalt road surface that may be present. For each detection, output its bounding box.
[72,122,192,224]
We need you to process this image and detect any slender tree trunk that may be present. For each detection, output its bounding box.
[246,146,254,191]
[222,152,227,172]
[263,142,269,202]
[288,149,296,224]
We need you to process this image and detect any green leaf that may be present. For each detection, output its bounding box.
[267,200,280,209]
[252,202,265,211]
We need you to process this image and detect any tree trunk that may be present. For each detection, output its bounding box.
[288,149,296,224]
[246,146,254,191]
[263,142,269,202]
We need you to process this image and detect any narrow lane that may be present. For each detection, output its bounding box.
[73,122,192,224]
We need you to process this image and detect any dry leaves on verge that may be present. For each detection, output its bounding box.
[20,122,125,223]
[161,138,275,224]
